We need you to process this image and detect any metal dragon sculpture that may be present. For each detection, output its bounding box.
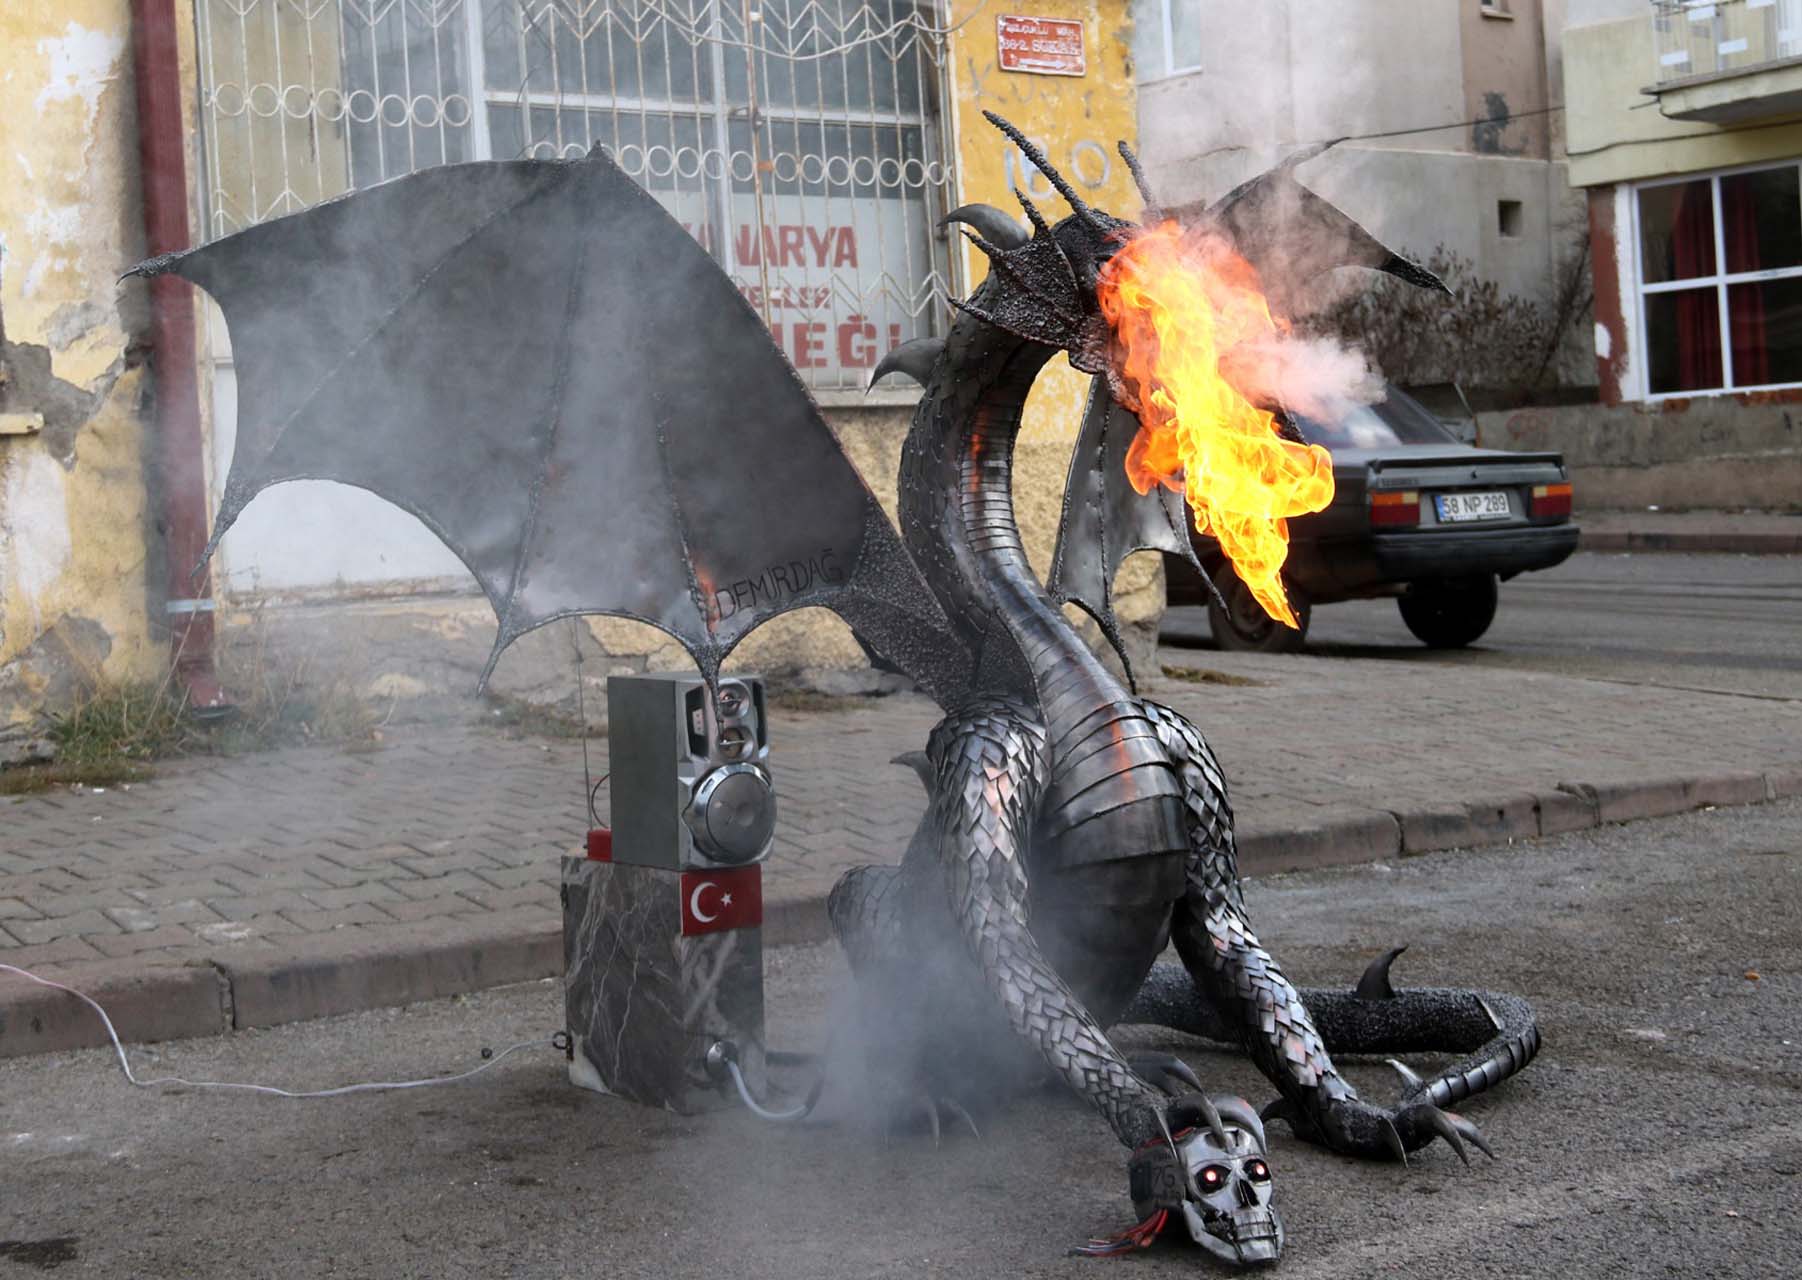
[133,113,1540,1265]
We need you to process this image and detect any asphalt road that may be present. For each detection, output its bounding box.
[4,800,1799,1278]
[1162,550,1802,701]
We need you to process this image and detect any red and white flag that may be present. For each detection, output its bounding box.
[679,867,762,937]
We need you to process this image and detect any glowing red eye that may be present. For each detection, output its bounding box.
[1200,1165,1227,1186]
[1247,1160,1270,1181]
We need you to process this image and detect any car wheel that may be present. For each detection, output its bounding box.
[1206,565,1310,653]
[1397,574,1499,648]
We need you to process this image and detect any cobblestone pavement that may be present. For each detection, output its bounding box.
[2,651,1797,983]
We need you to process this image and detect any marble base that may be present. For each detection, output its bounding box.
[561,857,767,1112]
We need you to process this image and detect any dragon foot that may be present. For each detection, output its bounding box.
[1259,1093,1493,1165]
[884,1089,982,1146]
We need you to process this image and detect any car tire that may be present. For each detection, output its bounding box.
[1206,565,1310,653]
[1397,574,1499,648]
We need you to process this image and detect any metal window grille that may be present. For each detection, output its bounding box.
[192,0,957,389]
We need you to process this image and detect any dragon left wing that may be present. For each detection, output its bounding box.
[131,150,974,706]
[1047,376,1201,683]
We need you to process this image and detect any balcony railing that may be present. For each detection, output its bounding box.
[1651,0,1802,85]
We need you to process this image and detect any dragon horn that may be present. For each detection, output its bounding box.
[982,110,1108,234]
[941,203,1030,250]
[869,338,945,390]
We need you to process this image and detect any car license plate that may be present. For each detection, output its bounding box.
[1435,490,1510,523]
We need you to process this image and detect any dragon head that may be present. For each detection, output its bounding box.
[941,113,1447,633]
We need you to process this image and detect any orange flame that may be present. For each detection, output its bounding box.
[1097,222,1334,628]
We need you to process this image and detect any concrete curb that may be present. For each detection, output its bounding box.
[3,765,1799,1059]
[1580,529,1802,555]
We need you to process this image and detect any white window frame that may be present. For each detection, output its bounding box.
[1135,0,1201,82]
[1631,159,1802,402]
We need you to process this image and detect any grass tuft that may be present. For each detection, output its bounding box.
[1160,665,1265,688]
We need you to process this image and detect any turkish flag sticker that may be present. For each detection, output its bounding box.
[679,866,763,937]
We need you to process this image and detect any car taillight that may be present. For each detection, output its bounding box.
[1530,482,1572,518]
[1370,490,1420,527]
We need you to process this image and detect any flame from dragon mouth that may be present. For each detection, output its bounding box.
[1097,221,1335,628]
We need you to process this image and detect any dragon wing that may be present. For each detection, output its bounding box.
[1048,146,1448,675]
[1047,376,1203,687]
[131,151,973,706]
[1194,141,1450,315]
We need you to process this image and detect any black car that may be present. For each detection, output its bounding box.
[1166,385,1578,651]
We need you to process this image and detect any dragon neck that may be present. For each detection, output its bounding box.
[899,317,1119,707]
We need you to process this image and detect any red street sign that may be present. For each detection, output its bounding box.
[997,15,1086,77]
[679,866,763,936]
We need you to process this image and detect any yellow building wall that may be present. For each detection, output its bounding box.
[942,0,1160,639]
[0,0,164,731]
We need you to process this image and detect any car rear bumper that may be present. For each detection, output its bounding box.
[1370,523,1580,581]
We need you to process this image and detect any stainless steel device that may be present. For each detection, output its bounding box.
[605,673,776,871]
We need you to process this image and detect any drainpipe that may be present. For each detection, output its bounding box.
[131,0,226,710]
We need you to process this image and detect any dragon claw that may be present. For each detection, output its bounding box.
[1127,1051,1205,1098]
[1379,1114,1408,1166]
[889,1091,981,1147]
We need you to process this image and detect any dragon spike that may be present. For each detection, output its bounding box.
[945,292,1003,329]
[1386,1058,1426,1094]
[1117,140,1159,217]
[1192,1094,1231,1149]
[1014,186,1054,239]
[941,202,1030,250]
[982,110,1109,233]
[869,336,945,389]
[1209,1095,1268,1153]
[959,230,1079,319]
[1010,188,1079,291]
[1356,944,1409,1000]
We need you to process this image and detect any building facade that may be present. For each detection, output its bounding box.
[1546,0,1802,509]
[0,0,1147,734]
[1130,0,1586,390]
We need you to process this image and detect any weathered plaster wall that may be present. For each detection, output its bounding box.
[1482,398,1802,511]
[0,1,161,740]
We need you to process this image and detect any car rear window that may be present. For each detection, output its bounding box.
[1291,387,1460,449]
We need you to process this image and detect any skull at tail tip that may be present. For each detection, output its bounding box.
[1088,1094,1283,1266]
[1168,1120,1284,1267]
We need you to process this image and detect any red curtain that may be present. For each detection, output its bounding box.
[1671,185,1722,390]
[1724,179,1768,386]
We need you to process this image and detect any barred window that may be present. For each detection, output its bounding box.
[195,0,955,390]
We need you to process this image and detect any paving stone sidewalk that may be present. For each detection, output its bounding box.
[3,650,1798,1053]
